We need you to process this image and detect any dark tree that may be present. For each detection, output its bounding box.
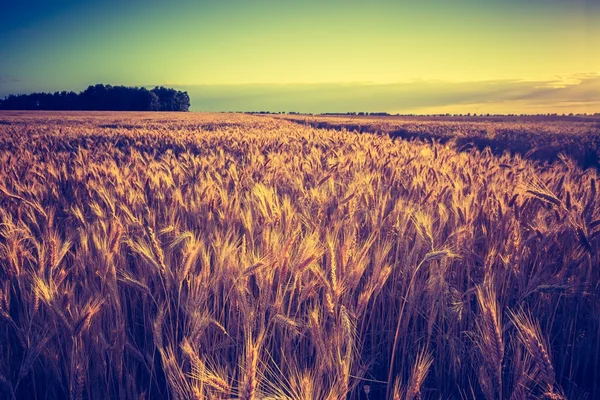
[0,84,191,111]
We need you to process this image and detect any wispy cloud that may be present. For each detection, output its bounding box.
[0,75,22,84]
[174,74,600,114]
[0,76,24,98]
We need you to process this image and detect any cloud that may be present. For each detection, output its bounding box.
[173,74,600,114]
[0,76,23,98]
[0,76,22,84]
[509,75,600,103]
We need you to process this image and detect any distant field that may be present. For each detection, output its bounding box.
[0,112,598,399]
[278,113,600,169]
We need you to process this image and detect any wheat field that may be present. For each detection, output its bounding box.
[0,112,598,399]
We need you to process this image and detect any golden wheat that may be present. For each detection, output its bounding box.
[0,111,597,399]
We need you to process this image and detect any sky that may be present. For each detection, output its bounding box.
[0,0,598,113]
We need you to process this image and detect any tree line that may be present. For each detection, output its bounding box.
[0,84,190,111]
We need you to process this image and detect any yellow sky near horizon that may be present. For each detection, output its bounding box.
[1,0,598,113]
